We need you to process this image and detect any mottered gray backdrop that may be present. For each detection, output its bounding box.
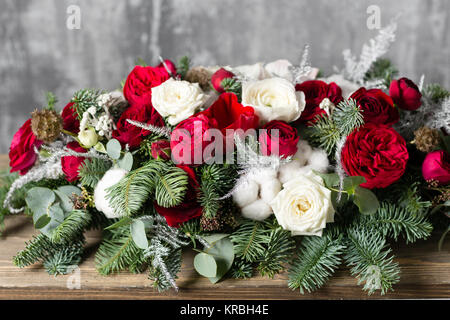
[0,0,449,153]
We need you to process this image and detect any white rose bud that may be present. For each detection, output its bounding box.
[242,77,305,124]
[151,78,206,125]
[270,171,335,236]
[78,127,99,148]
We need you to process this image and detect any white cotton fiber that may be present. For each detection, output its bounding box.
[279,160,302,184]
[233,179,259,207]
[260,178,282,204]
[293,140,313,166]
[249,168,278,185]
[94,168,128,219]
[241,199,273,221]
[307,149,330,173]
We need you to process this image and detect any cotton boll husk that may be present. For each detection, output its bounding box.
[306,149,330,173]
[241,199,273,221]
[233,178,259,208]
[94,168,128,219]
[260,178,282,204]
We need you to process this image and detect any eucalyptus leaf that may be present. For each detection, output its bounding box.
[106,139,122,160]
[203,234,229,246]
[25,187,55,214]
[343,176,366,194]
[194,253,217,278]
[54,186,81,213]
[118,152,133,171]
[353,186,379,215]
[34,214,51,229]
[313,171,340,188]
[130,220,148,249]
[205,237,234,284]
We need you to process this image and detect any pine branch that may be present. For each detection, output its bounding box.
[308,114,340,155]
[221,78,242,99]
[364,58,398,88]
[230,219,269,262]
[50,210,92,244]
[198,181,221,218]
[177,56,190,80]
[288,231,345,294]
[357,202,433,244]
[422,83,450,104]
[333,99,364,137]
[257,227,295,278]
[43,241,84,276]
[13,234,55,268]
[79,158,112,189]
[345,228,400,295]
[229,257,254,279]
[71,89,104,120]
[154,166,189,208]
[95,226,145,275]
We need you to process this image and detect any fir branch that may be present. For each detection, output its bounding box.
[364,58,398,88]
[357,202,433,244]
[71,89,104,120]
[147,243,182,292]
[257,227,295,278]
[154,167,189,208]
[422,83,450,104]
[221,78,242,99]
[230,219,269,262]
[198,181,221,218]
[13,234,54,268]
[333,99,364,137]
[288,231,345,294]
[177,56,191,80]
[95,226,145,275]
[43,241,84,276]
[308,114,340,155]
[345,228,400,295]
[79,158,112,189]
[50,210,92,244]
[229,258,254,279]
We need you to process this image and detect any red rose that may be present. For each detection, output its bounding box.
[151,140,171,161]
[170,114,217,165]
[211,68,235,93]
[123,60,176,107]
[259,120,299,158]
[112,103,164,149]
[9,119,43,175]
[61,141,87,182]
[199,93,259,134]
[389,77,422,111]
[341,123,408,189]
[61,102,80,134]
[295,80,343,123]
[422,150,450,185]
[154,165,203,227]
[351,87,399,126]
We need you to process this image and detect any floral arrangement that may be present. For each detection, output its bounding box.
[1,21,449,295]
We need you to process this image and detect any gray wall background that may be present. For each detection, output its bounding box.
[0,0,449,153]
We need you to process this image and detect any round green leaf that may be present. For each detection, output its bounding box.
[34,214,51,229]
[353,186,380,215]
[205,237,234,284]
[106,139,122,160]
[118,152,133,171]
[194,253,218,278]
[343,176,367,194]
[130,220,148,249]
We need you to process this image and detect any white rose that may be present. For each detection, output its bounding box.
[151,78,206,125]
[242,77,305,124]
[94,168,129,219]
[270,171,334,236]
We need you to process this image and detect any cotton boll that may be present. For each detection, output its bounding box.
[279,160,302,184]
[94,168,128,219]
[249,167,278,185]
[260,178,282,204]
[293,140,313,166]
[241,199,273,221]
[307,149,330,173]
[233,179,259,208]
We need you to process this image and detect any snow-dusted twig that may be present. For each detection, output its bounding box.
[334,137,347,202]
[290,44,312,84]
[126,119,172,138]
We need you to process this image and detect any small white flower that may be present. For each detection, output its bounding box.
[151,78,207,125]
[270,171,335,236]
[94,168,129,219]
[78,127,99,148]
[319,98,336,116]
[242,77,305,124]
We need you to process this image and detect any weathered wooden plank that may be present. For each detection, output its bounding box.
[0,154,449,299]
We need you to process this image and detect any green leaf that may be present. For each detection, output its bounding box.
[40,203,65,236]
[130,220,148,249]
[194,252,217,278]
[205,237,234,284]
[54,186,81,213]
[107,139,122,160]
[105,216,133,230]
[353,186,380,215]
[35,214,51,229]
[25,187,55,214]
[118,152,133,171]
[203,234,229,245]
[343,176,366,194]
[313,171,340,188]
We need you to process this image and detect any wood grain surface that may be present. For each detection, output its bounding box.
[0,155,449,300]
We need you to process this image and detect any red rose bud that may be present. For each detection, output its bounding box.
[422,150,450,185]
[61,141,87,182]
[9,119,43,175]
[211,68,235,93]
[259,120,299,158]
[61,102,80,134]
[341,123,408,189]
[351,87,399,126]
[389,77,422,111]
[151,140,171,160]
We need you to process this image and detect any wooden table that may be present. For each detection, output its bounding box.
[0,155,449,300]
